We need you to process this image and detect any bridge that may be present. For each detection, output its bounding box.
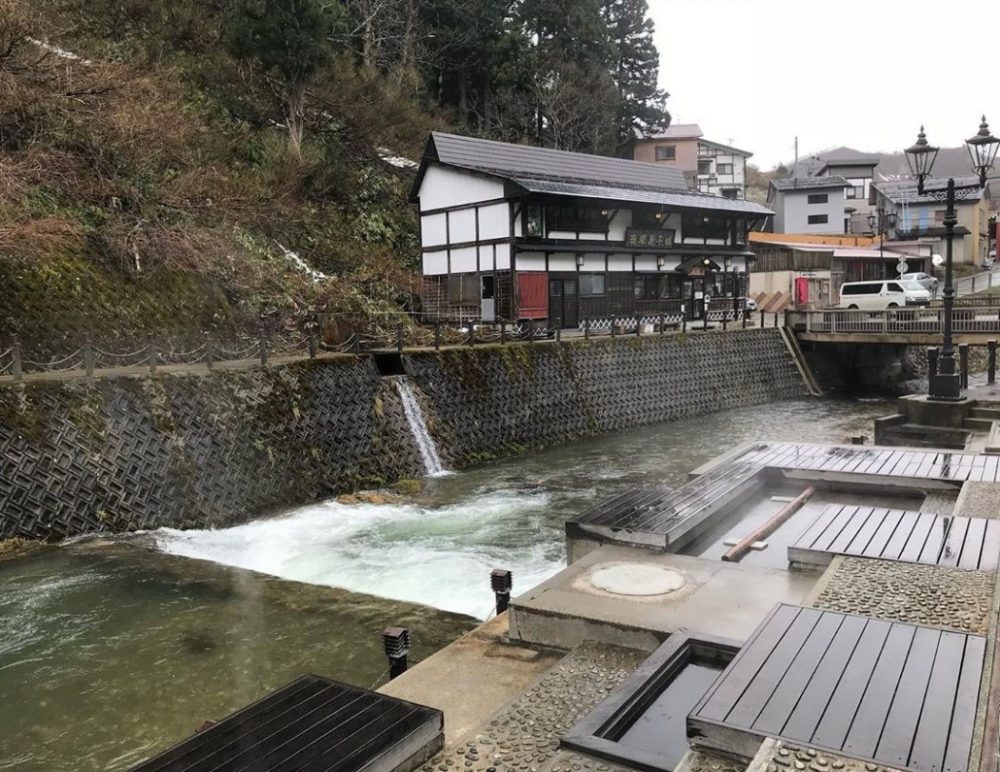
[790,303,1000,345]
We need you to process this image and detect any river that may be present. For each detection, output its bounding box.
[0,396,888,769]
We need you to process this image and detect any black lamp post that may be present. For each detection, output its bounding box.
[867,208,899,279]
[904,117,1000,401]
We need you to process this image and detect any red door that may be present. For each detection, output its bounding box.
[516,272,549,320]
[795,277,809,306]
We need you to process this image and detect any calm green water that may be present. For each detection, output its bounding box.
[0,396,889,770]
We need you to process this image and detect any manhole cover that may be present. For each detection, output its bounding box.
[588,563,685,596]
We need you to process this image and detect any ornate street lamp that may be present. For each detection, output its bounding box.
[904,117,1000,401]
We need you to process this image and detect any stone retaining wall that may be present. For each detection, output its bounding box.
[0,329,806,539]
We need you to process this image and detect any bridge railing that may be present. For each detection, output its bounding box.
[793,306,1000,335]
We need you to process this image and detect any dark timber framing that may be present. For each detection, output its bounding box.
[689,604,986,772]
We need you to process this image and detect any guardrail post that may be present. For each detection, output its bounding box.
[434,322,442,350]
[972,276,977,293]
[584,318,590,339]
[989,339,997,385]
[206,336,215,369]
[658,314,665,335]
[11,335,22,381]
[467,326,474,346]
[259,334,268,366]
[353,330,362,355]
[783,309,789,329]
[773,312,779,329]
[703,299,709,331]
[308,333,317,359]
[636,316,642,336]
[555,317,562,342]
[959,343,969,389]
[682,312,687,333]
[148,340,157,373]
[722,310,728,331]
[396,322,404,353]
[499,320,507,345]
[527,319,534,343]
[611,319,617,338]
[83,334,95,376]
[759,308,765,328]
[927,347,939,379]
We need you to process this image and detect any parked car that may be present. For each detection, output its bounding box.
[744,298,758,312]
[838,280,932,310]
[901,272,938,292]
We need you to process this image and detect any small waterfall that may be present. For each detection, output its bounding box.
[394,377,448,476]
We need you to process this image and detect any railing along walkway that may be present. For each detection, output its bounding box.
[794,306,1000,337]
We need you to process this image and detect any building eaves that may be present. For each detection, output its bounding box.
[640,123,703,140]
[421,131,689,196]
[698,137,753,158]
[770,176,851,193]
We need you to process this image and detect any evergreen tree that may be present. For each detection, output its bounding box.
[601,0,670,154]
[227,0,346,157]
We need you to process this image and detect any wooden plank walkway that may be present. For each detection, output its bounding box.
[566,442,998,553]
[788,505,1000,571]
[689,605,987,772]
[131,673,443,772]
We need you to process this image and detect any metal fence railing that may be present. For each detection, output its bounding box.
[795,307,1000,335]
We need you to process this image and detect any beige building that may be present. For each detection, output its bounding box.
[870,177,993,265]
[633,124,752,199]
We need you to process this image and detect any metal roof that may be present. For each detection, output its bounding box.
[770,176,851,193]
[873,177,988,205]
[422,131,689,193]
[642,123,703,140]
[509,177,773,216]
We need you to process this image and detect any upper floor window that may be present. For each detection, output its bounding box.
[721,188,739,200]
[807,193,829,205]
[717,163,734,175]
[845,185,864,199]
[697,159,712,175]
[655,145,677,161]
[682,212,729,240]
[544,204,607,234]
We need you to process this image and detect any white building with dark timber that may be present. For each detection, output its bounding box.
[410,132,773,327]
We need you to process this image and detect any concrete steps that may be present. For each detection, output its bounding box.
[971,406,1000,420]
[963,417,994,431]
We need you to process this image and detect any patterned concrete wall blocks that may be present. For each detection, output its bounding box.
[407,330,807,467]
[0,330,806,540]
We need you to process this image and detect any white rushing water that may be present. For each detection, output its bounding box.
[395,377,448,476]
[153,488,562,619]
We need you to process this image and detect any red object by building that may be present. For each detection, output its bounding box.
[795,277,809,306]
[516,272,549,319]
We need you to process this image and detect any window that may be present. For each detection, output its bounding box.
[447,274,479,302]
[845,185,864,199]
[807,214,829,225]
[655,145,676,161]
[544,204,607,234]
[807,193,829,205]
[579,273,606,296]
[697,159,712,175]
[886,282,903,293]
[721,188,739,199]
[526,204,544,237]
[841,282,882,295]
[633,274,682,300]
[682,212,730,240]
[717,163,733,175]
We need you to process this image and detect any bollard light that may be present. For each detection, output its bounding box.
[491,568,513,614]
[383,626,410,679]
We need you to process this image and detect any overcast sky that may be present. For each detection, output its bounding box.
[649,0,996,170]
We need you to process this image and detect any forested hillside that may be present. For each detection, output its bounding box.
[0,0,668,357]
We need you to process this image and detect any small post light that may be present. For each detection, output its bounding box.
[656,255,665,270]
[490,568,513,614]
[575,253,585,269]
[904,126,939,193]
[382,626,410,680]
[966,115,1000,185]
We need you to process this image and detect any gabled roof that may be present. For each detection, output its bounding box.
[816,155,882,175]
[698,137,753,157]
[768,176,850,201]
[872,177,989,205]
[413,132,689,200]
[642,123,703,140]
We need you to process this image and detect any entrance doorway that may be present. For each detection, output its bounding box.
[683,277,706,319]
[548,277,578,328]
[481,274,495,322]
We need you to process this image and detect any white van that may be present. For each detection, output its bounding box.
[838,280,932,310]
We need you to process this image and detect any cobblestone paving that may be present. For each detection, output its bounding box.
[419,643,647,772]
[920,490,959,516]
[953,481,1000,520]
[812,557,993,634]
[763,740,903,772]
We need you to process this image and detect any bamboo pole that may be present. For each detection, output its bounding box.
[721,485,815,562]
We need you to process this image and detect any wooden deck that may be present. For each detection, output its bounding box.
[131,674,443,772]
[788,505,1000,571]
[689,604,986,772]
[567,442,1000,554]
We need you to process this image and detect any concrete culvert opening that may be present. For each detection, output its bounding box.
[374,353,406,376]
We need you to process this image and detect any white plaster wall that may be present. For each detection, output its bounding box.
[418,166,505,210]
[608,254,632,272]
[423,251,448,275]
[479,203,509,240]
[578,254,605,271]
[496,243,511,270]
[478,245,494,272]
[608,209,631,240]
[549,254,576,271]
[516,252,545,271]
[449,208,476,243]
[421,213,447,247]
[451,247,477,273]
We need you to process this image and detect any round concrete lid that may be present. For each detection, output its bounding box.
[588,563,685,596]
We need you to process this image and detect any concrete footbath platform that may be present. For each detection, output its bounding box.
[508,545,815,650]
